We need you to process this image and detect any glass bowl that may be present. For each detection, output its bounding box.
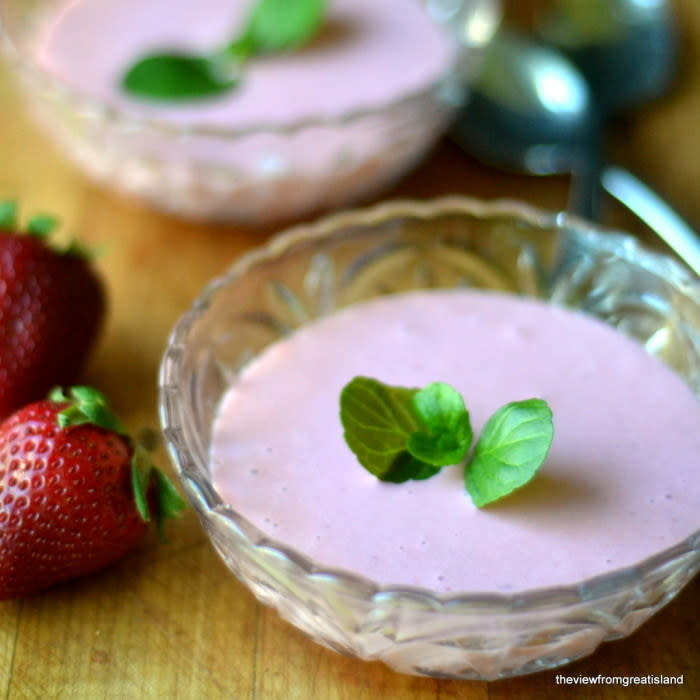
[159,196,700,680]
[0,0,500,224]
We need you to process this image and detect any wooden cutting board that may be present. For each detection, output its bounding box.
[0,0,698,696]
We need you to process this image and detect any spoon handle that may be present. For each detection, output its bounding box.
[601,166,700,276]
[566,116,604,221]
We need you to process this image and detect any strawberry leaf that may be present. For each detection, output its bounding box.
[131,448,186,537]
[151,467,187,541]
[136,426,161,452]
[131,450,152,522]
[27,214,60,237]
[0,201,18,230]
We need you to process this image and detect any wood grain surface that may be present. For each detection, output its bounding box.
[0,0,698,697]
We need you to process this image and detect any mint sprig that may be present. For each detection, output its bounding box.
[122,0,328,102]
[466,399,553,506]
[340,377,554,506]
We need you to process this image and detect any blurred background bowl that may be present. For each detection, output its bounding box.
[159,196,700,680]
[0,0,500,224]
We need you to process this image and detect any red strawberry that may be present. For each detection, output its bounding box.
[0,201,105,420]
[0,386,184,599]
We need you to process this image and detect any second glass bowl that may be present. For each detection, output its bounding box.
[1,0,500,223]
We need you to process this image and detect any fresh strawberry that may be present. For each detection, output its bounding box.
[0,386,184,600]
[0,201,105,420]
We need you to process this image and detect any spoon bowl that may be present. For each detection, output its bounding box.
[452,29,593,176]
[537,0,677,114]
[452,13,700,274]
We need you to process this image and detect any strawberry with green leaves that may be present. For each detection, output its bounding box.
[0,201,105,420]
[0,386,184,600]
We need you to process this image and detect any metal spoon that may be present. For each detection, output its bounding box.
[452,29,700,275]
[537,0,677,220]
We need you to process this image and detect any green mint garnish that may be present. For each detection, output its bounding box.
[408,382,473,467]
[339,377,427,482]
[122,55,239,101]
[340,378,471,483]
[122,0,328,102]
[340,377,554,506]
[236,0,328,56]
[466,399,554,507]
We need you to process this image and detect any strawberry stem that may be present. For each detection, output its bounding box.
[52,386,125,433]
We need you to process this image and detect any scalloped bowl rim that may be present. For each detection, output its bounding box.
[159,195,700,613]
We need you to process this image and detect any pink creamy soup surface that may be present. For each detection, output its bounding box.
[209,290,700,594]
[35,0,456,125]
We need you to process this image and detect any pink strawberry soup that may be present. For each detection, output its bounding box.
[209,290,700,593]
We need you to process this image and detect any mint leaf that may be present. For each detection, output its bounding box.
[340,377,471,482]
[122,0,327,102]
[465,399,554,507]
[407,383,473,466]
[151,466,188,541]
[122,54,240,101]
[381,451,441,483]
[340,376,421,480]
[239,0,328,55]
